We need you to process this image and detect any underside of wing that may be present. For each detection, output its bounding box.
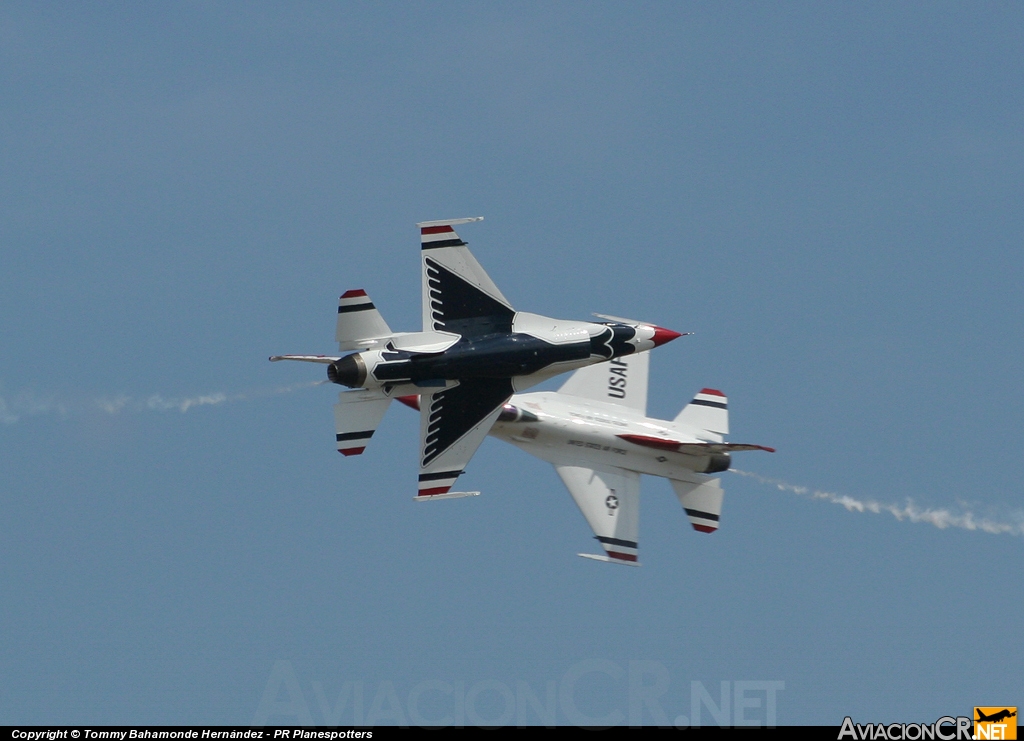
[554,465,641,566]
[418,219,515,336]
[422,256,515,338]
[416,377,514,498]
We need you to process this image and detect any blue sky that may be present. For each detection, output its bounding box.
[1,3,1021,726]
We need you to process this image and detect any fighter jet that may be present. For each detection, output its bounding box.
[398,349,774,565]
[271,217,683,498]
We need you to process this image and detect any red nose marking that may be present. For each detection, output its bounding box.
[650,326,683,347]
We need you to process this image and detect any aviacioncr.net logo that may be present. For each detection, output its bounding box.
[838,716,972,740]
[974,707,1017,741]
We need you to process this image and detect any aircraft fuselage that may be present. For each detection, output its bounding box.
[328,316,678,391]
[490,391,731,479]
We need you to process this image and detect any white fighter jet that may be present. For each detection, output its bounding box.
[271,218,683,499]
[398,349,774,565]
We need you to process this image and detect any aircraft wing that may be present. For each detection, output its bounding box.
[416,377,514,499]
[554,464,641,566]
[557,348,650,414]
[418,218,515,336]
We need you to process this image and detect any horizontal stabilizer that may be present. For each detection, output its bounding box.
[577,553,641,567]
[413,491,480,501]
[674,388,729,435]
[670,476,724,533]
[334,389,391,456]
[336,290,393,351]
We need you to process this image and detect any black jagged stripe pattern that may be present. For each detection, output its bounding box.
[424,257,514,338]
[422,378,514,466]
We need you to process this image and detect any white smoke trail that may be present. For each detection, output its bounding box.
[1,380,324,424]
[0,388,69,424]
[729,469,1024,537]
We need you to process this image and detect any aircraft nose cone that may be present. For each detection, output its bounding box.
[650,326,683,347]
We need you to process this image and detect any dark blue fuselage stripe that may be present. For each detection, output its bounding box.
[684,508,720,521]
[337,302,375,314]
[595,535,638,549]
[421,239,467,249]
[690,399,727,409]
[336,430,374,441]
[418,469,464,482]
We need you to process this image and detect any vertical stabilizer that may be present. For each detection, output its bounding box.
[558,349,650,414]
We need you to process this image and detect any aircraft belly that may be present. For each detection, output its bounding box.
[370,334,592,384]
[510,358,601,393]
[516,418,709,479]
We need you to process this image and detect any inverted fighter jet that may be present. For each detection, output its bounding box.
[398,349,774,565]
[271,218,682,498]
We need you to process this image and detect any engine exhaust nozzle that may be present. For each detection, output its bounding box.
[701,452,731,474]
[328,353,366,388]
